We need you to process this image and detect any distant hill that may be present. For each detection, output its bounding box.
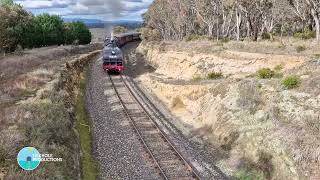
[63,18,105,28]
[63,18,143,29]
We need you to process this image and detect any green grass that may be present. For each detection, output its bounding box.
[282,75,301,89]
[235,168,265,180]
[75,68,98,180]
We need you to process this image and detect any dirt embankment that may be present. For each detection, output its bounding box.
[0,44,101,179]
[136,41,320,179]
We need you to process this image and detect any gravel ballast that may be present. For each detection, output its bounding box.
[86,57,160,179]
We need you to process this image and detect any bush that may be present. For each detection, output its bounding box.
[207,71,223,79]
[220,37,230,43]
[296,45,306,53]
[294,29,316,40]
[257,68,275,79]
[282,76,300,89]
[0,2,33,52]
[113,26,128,34]
[262,32,272,40]
[235,152,273,180]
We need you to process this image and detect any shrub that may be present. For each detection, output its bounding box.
[220,37,230,43]
[262,32,272,40]
[314,54,320,59]
[257,68,275,79]
[282,76,300,89]
[294,29,316,39]
[235,152,273,180]
[207,71,223,79]
[296,45,306,53]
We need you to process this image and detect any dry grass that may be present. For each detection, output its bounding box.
[0,45,101,179]
[150,37,319,57]
[237,80,262,113]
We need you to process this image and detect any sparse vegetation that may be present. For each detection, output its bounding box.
[184,34,207,42]
[192,75,202,81]
[75,69,98,180]
[207,71,223,79]
[314,54,320,59]
[296,45,306,53]
[282,75,300,89]
[293,29,316,40]
[274,64,283,72]
[235,152,273,180]
[257,68,275,79]
[139,27,161,41]
[237,80,261,113]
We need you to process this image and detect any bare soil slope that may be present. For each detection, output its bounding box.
[135,40,320,179]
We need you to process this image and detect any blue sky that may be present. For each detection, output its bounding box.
[14,0,154,21]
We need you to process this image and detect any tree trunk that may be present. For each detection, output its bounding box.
[236,8,241,41]
[311,8,320,42]
[208,24,214,37]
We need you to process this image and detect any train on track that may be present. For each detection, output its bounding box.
[102,32,141,73]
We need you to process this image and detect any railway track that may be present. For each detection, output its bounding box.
[108,74,201,180]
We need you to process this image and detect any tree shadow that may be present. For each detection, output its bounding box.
[121,42,155,78]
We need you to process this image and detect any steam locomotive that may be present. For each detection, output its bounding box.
[102,32,141,73]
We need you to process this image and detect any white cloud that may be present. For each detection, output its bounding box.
[14,0,154,20]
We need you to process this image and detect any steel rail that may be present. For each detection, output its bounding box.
[108,74,169,180]
[120,75,202,180]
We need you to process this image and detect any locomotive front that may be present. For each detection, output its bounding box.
[102,41,124,73]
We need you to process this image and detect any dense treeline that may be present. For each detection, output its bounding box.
[144,0,320,41]
[0,0,91,53]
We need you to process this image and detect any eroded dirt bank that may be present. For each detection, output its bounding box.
[134,41,320,179]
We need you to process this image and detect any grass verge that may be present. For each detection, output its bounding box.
[75,67,98,180]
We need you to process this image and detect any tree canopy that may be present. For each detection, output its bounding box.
[0,2,92,53]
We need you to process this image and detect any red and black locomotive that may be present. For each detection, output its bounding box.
[102,32,141,73]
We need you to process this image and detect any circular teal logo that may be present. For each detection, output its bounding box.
[17,147,41,171]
